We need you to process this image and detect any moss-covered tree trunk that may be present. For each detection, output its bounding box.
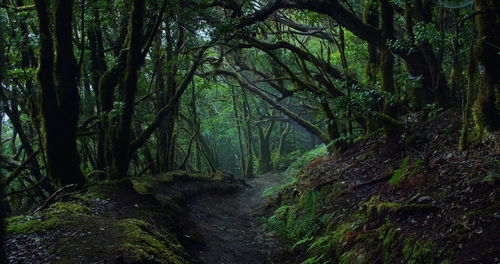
[110,0,145,178]
[231,86,247,175]
[157,24,179,173]
[34,0,85,188]
[449,10,463,99]
[363,0,379,85]
[155,68,177,173]
[459,44,477,151]
[380,0,400,143]
[88,4,108,171]
[0,13,7,263]
[277,123,290,157]
[474,0,500,133]
[257,121,274,174]
[242,89,254,178]
[320,99,342,153]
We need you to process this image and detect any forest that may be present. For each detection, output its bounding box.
[0,0,498,263]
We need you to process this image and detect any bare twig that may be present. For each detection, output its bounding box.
[34,184,78,213]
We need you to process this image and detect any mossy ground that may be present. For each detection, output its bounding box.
[6,171,239,264]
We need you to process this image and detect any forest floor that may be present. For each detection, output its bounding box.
[186,173,287,264]
[4,171,290,264]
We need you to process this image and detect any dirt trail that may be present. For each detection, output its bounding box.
[186,173,286,264]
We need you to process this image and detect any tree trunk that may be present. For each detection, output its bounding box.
[0,13,7,263]
[242,89,254,178]
[459,44,477,151]
[380,0,400,143]
[363,0,379,84]
[473,0,500,133]
[231,86,246,175]
[277,123,290,157]
[157,26,178,172]
[110,0,146,178]
[35,0,86,188]
[88,4,108,171]
[257,122,274,174]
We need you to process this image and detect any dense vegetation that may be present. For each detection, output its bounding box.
[0,0,498,263]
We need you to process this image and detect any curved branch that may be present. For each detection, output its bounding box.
[207,69,331,144]
[129,44,211,152]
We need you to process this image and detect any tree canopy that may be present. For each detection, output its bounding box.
[0,0,499,262]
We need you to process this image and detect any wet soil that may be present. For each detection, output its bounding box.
[186,173,287,264]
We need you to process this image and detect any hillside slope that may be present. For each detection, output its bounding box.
[266,111,499,264]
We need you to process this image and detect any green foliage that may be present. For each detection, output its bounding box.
[389,156,410,186]
[424,103,444,120]
[389,156,423,186]
[265,190,322,245]
[262,176,297,197]
[266,179,448,264]
[272,150,302,172]
[482,173,500,183]
[286,145,328,177]
[413,22,441,47]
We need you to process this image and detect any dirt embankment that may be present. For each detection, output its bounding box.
[265,110,499,264]
[5,171,288,264]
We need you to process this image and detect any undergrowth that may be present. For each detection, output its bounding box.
[263,145,327,197]
[265,190,325,244]
[264,189,449,264]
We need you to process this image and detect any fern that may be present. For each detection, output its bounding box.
[301,254,326,264]
[389,156,410,186]
[262,177,297,197]
[292,236,314,250]
[265,190,322,244]
[307,235,331,252]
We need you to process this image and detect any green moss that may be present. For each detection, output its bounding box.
[48,202,91,215]
[51,216,190,264]
[118,218,188,264]
[366,201,435,219]
[338,246,369,264]
[463,204,499,216]
[6,201,90,235]
[72,193,93,204]
[320,182,348,204]
[6,214,71,235]
[131,178,157,195]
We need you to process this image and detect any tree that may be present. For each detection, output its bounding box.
[108,0,145,178]
[474,0,500,134]
[34,0,85,188]
[0,12,7,263]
